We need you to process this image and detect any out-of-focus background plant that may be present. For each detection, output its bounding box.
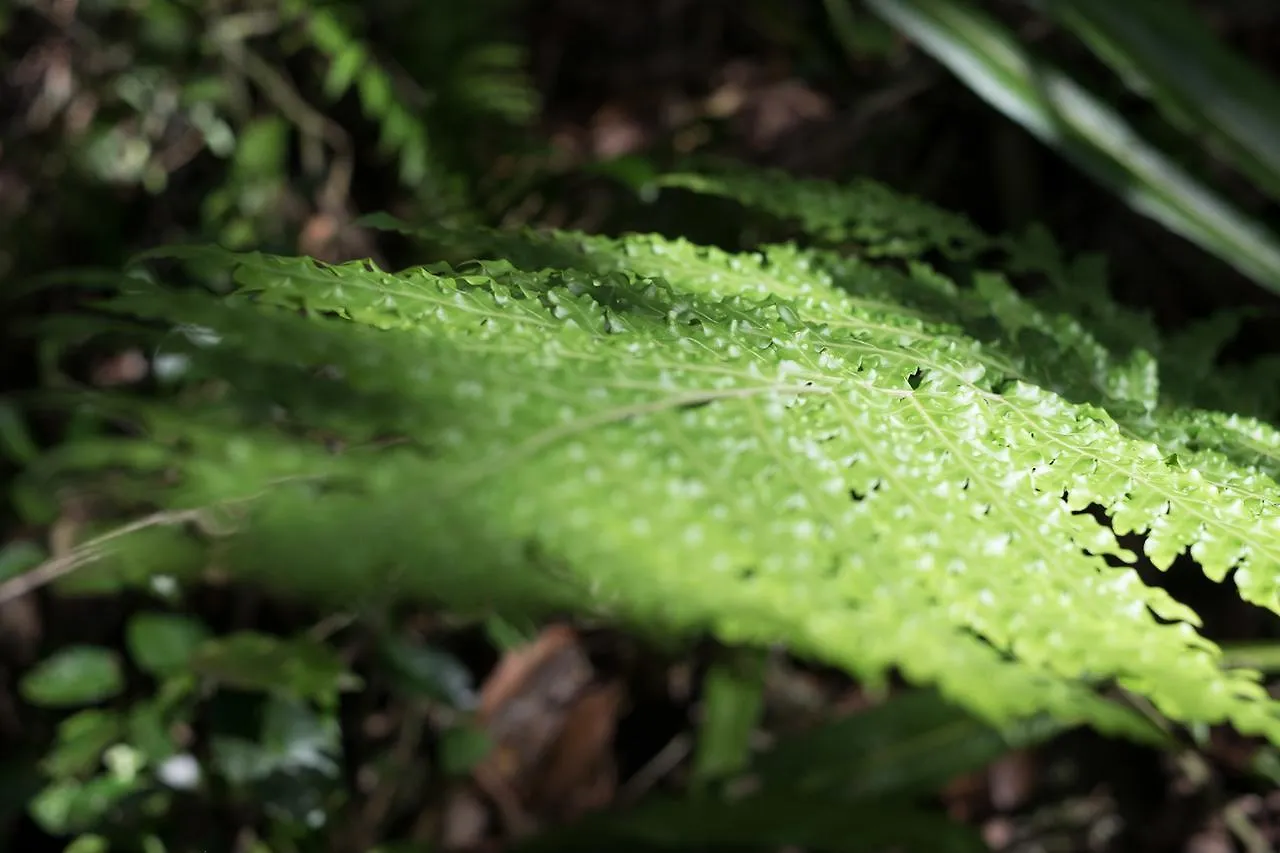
[9,0,1280,851]
[1,0,540,274]
[10,0,1280,309]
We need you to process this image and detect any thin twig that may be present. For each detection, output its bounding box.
[0,508,208,605]
[617,733,692,805]
[308,611,357,641]
[0,470,334,607]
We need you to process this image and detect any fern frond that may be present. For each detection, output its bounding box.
[658,169,991,260]
[281,0,433,186]
[30,178,1280,746]
[657,169,1280,473]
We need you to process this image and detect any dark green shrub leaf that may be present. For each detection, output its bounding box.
[211,696,341,787]
[378,635,477,708]
[21,647,125,708]
[43,711,125,779]
[28,775,145,836]
[127,700,179,764]
[259,696,342,779]
[125,612,211,677]
[209,737,277,787]
[189,631,360,705]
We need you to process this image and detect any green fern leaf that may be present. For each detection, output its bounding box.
[30,177,1280,747]
[658,168,990,259]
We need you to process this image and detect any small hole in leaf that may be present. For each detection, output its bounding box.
[907,368,924,390]
[849,480,880,502]
[992,377,1018,396]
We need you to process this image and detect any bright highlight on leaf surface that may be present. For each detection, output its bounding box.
[28,171,1280,747]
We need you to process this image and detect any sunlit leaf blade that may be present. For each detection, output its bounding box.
[864,0,1280,297]
[1045,0,1280,203]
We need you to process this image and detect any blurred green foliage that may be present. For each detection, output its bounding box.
[1,0,541,282]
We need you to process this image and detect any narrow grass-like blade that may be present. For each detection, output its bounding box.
[1045,0,1280,203]
[690,649,767,786]
[863,0,1280,297]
